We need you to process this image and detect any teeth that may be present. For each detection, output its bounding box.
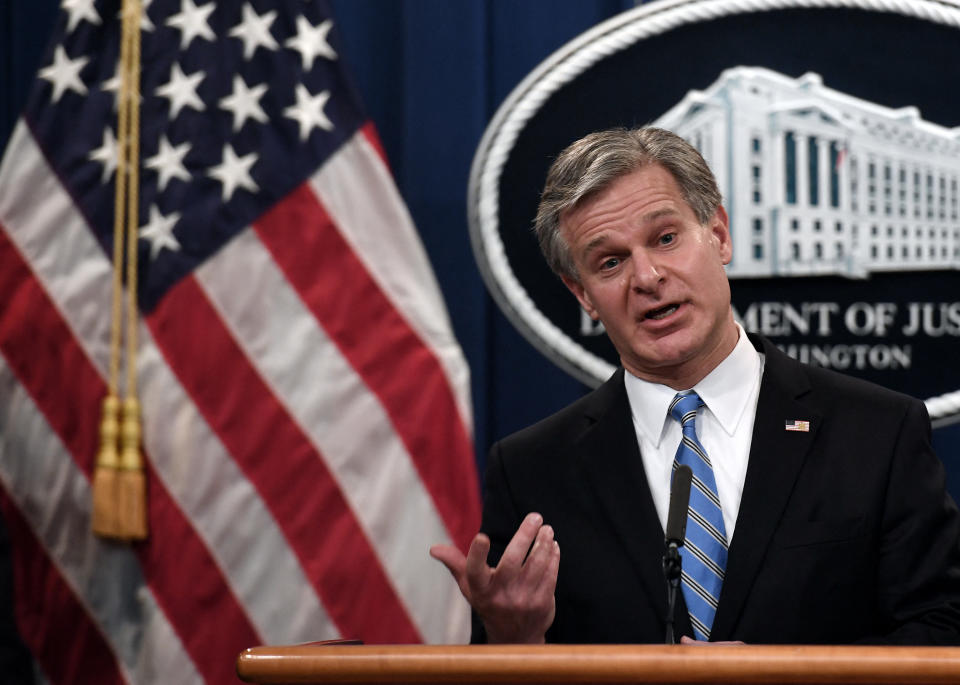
[647,304,678,320]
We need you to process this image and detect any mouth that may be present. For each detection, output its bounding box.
[643,303,680,321]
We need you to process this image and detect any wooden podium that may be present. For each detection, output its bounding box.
[236,643,960,684]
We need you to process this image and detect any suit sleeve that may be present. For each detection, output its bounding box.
[870,398,960,644]
[469,440,524,644]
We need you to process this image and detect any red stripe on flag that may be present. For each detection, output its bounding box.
[136,482,261,680]
[147,274,422,643]
[0,226,260,683]
[255,182,480,552]
[0,489,124,685]
[360,122,389,167]
[0,236,101,474]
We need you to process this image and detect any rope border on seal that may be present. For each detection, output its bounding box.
[466,0,960,423]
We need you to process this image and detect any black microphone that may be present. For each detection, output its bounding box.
[663,464,692,645]
[665,465,692,545]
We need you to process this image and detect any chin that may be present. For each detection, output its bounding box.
[646,328,700,356]
[631,342,698,372]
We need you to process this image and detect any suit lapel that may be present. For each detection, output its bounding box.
[711,336,821,639]
[576,370,692,639]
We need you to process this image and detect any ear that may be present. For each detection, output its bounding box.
[709,205,732,265]
[561,274,600,321]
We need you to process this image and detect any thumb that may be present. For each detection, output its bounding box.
[429,544,467,585]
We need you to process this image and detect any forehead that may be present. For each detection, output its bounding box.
[562,164,694,237]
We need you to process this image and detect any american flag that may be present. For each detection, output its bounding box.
[0,0,480,682]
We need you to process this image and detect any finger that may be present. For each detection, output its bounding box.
[529,538,560,610]
[535,539,560,597]
[429,544,465,574]
[464,533,493,594]
[496,513,543,583]
[516,537,560,636]
[429,544,468,586]
[516,524,556,586]
[680,637,742,646]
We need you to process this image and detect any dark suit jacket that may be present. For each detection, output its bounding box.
[474,334,960,644]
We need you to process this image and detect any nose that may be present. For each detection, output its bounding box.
[628,248,663,293]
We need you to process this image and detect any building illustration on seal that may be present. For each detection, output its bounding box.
[654,66,960,278]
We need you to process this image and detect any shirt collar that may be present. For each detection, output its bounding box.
[623,323,762,446]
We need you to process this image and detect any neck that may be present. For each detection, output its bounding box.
[627,320,740,390]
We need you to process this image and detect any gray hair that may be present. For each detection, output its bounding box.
[534,127,722,280]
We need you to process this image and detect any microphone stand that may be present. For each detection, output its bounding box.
[663,540,682,645]
[663,464,691,645]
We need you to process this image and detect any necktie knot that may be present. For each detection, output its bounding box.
[670,392,704,427]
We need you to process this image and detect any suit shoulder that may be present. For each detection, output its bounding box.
[776,346,925,416]
[493,369,626,459]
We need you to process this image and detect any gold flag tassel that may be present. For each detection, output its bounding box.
[92,0,147,541]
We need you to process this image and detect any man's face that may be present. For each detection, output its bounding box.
[560,163,738,389]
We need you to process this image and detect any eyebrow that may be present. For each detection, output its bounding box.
[641,208,681,223]
[583,234,609,256]
[580,208,682,257]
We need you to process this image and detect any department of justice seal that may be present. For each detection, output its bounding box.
[468,0,960,426]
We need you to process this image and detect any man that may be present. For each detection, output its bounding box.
[431,127,960,645]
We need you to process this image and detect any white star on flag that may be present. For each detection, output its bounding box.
[145,135,192,191]
[39,45,89,102]
[285,16,337,70]
[156,62,206,119]
[139,205,182,260]
[229,4,279,60]
[165,0,216,50]
[219,75,269,132]
[63,0,101,33]
[88,127,119,182]
[207,143,259,201]
[284,84,333,141]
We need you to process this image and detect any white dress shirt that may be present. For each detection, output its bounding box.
[623,324,764,543]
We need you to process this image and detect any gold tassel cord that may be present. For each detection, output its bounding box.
[91,0,134,540]
[118,0,147,540]
[92,0,148,541]
[91,396,120,538]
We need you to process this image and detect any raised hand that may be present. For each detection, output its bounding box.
[430,512,560,644]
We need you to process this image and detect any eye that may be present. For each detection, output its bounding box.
[658,232,676,246]
[600,257,621,270]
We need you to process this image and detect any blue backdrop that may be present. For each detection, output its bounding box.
[3,0,958,493]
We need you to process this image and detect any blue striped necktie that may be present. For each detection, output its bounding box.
[669,391,727,641]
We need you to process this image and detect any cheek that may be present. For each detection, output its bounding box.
[592,277,628,300]
[702,270,731,314]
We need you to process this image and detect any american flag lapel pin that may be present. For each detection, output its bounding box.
[785,419,811,432]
